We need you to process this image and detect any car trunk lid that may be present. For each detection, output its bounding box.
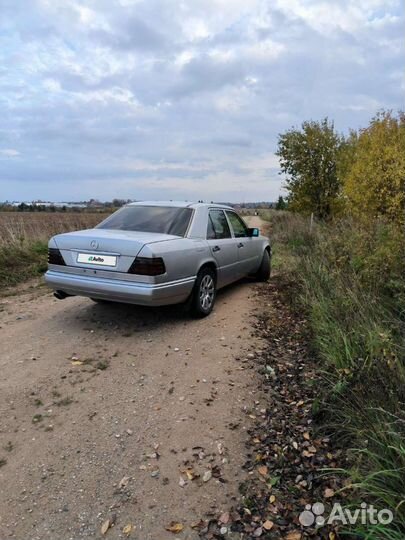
[53,229,179,273]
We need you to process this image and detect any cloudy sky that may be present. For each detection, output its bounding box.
[0,0,403,202]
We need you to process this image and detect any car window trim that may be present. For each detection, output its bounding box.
[206,213,217,240]
[225,210,249,238]
[183,208,195,238]
[208,209,231,240]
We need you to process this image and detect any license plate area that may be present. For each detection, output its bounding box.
[77,253,117,267]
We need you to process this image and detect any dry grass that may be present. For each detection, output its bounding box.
[0,212,110,247]
[264,210,405,539]
[0,212,111,290]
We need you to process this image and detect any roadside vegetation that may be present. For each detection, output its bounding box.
[0,212,110,289]
[265,110,405,539]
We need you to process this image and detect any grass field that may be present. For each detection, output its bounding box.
[0,212,111,290]
[262,209,405,540]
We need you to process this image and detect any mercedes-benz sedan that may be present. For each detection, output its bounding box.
[45,202,271,317]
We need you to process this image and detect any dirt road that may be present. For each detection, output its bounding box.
[0,217,267,540]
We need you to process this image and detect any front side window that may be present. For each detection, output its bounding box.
[207,210,231,239]
[97,206,192,236]
[226,211,248,237]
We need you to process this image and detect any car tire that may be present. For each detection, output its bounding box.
[190,267,217,318]
[255,250,271,282]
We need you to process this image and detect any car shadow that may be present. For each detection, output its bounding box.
[60,278,256,334]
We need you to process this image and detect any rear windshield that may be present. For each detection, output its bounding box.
[97,206,193,236]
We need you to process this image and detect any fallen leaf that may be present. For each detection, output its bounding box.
[269,476,280,486]
[263,520,274,530]
[71,360,83,366]
[219,512,230,524]
[269,495,276,503]
[258,465,268,476]
[324,488,335,498]
[303,432,310,440]
[165,522,184,533]
[308,445,317,453]
[286,532,301,540]
[292,441,298,450]
[191,520,205,529]
[185,468,196,480]
[296,400,304,407]
[101,519,110,535]
[122,523,132,536]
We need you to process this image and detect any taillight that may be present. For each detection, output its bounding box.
[48,248,66,266]
[128,257,166,276]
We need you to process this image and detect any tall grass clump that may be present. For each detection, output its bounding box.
[263,210,405,539]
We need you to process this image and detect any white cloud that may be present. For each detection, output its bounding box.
[0,0,403,202]
[174,50,196,68]
[0,149,20,157]
[182,17,211,41]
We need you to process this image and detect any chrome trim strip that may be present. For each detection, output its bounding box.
[46,270,196,290]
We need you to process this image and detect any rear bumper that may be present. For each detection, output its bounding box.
[45,269,195,306]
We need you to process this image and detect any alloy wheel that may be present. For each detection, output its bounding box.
[199,274,215,311]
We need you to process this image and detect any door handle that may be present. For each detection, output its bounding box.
[237,242,244,248]
[212,245,221,252]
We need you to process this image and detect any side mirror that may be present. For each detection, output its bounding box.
[248,227,259,237]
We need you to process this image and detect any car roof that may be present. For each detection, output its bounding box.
[127,201,234,210]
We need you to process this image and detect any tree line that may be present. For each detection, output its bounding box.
[276,110,405,226]
[0,199,131,212]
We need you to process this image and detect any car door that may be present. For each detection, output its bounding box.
[225,211,260,275]
[206,209,239,287]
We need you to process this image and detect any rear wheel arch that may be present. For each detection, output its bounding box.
[197,261,217,283]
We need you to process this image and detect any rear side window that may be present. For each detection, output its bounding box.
[207,215,216,240]
[207,210,231,239]
[226,211,248,237]
[97,206,193,236]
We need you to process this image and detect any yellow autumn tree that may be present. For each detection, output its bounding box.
[343,111,405,226]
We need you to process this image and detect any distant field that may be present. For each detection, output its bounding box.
[0,212,111,290]
[0,212,111,247]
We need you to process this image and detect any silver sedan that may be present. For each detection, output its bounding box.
[45,202,271,317]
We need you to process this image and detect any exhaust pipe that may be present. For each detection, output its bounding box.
[54,290,69,300]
